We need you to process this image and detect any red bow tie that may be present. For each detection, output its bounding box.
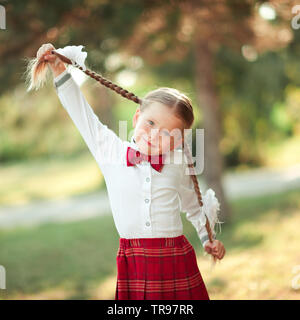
[126,146,165,172]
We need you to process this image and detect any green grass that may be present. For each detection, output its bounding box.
[199,188,300,300]
[0,152,104,206]
[0,214,119,300]
[0,187,300,300]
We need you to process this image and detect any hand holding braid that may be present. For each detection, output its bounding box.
[27,43,141,104]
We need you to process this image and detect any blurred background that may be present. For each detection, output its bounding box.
[0,0,300,299]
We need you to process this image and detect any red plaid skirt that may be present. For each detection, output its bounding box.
[115,234,210,300]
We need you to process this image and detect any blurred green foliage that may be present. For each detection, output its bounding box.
[0,1,299,169]
[0,187,299,299]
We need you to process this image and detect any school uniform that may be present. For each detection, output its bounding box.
[53,69,215,300]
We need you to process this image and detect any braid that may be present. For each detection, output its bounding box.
[182,140,215,245]
[52,50,142,105]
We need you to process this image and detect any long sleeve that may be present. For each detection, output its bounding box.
[53,69,124,171]
[178,154,216,248]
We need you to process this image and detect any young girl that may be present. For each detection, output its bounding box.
[26,43,225,300]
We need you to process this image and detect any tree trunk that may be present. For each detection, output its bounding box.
[194,37,231,224]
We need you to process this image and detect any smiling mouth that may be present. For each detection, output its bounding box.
[143,137,154,147]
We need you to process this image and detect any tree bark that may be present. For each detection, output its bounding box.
[194,37,231,223]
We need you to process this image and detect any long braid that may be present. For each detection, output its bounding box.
[182,140,215,243]
[52,50,142,105]
[183,141,217,263]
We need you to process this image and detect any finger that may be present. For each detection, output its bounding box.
[44,54,56,61]
[205,247,212,254]
[37,44,55,59]
[218,248,225,259]
[215,253,221,260]
[44,43,55,53]
[37,44,50,58]
[213,245,218,250]
[38,49,52,60]
[215,244,222,252]
[211,250,218,257]
[213,253,219,260]
[37,44,48,58]
[54,57,62,67]
[212,248,221,259]
[205,243,213,249]
[206,244,213,251]
[44,55,61,68]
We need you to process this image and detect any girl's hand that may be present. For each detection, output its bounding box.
[36,43,66,77]
[204,239,226,260]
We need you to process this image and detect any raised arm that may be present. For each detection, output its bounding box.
[40,44,124,170]
[54,70,102,159]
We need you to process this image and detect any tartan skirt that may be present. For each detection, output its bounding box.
[115,234,210,300]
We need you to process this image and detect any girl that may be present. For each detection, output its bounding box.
[26,43,225,300]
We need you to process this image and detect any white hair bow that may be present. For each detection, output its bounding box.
[202,188,223,235]
[55,45,88,71]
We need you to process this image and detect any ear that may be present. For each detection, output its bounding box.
[132,107,141,128]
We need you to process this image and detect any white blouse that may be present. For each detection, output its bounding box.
[53,69,216,248]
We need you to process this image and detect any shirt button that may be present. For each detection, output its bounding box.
[146,221,150,226]
[146,177,150,182]
[145,198,149,203]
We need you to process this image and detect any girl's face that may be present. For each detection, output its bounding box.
[132,102,184,156]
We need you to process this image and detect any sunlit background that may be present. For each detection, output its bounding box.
[0,0,300,300]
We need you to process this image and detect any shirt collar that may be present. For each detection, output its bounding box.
[130,135,140,150]
[130,135,136,144]
[129,135,172,162]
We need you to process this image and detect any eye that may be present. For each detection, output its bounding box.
[148,120,154,125]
